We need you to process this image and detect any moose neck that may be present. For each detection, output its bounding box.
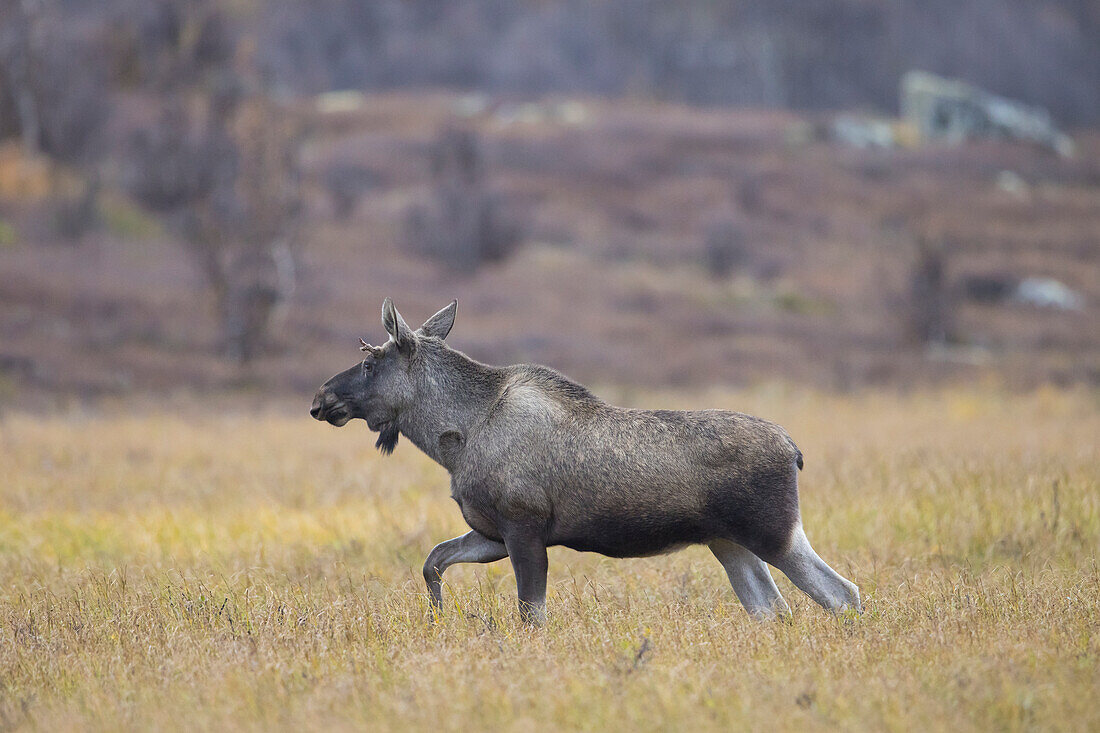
[395,345,504,470]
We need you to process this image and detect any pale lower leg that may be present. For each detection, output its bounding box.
[771,524,860,613]
[710,539,790,619]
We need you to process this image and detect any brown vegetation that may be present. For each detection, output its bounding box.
[2,92,1098,400]
[0,2,1097,399]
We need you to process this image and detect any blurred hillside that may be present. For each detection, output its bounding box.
[253,0,1100,125]
[22,0,1100,123]
[0,1,1098,401]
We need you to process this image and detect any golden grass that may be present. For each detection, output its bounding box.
[1,387,1098,731]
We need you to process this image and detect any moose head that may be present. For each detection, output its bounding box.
[309,298,457,453]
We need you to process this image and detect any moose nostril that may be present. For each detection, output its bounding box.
[310,395,325,419]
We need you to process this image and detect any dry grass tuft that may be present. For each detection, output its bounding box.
[1,388,1097,731]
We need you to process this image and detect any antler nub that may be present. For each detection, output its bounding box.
[359,338,383,356]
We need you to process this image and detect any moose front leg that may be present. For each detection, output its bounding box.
[423,531,508,616]
[501,526,549,625]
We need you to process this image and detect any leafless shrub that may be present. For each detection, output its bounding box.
[404,126,521,272]
[324,164,380,220]
[702,217,746,278]
[907,236,954,346]
[961,274,1017,304]
[104,0,235,91]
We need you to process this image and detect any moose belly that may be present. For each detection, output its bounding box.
[551,512,709,558]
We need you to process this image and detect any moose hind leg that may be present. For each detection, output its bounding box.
[771,524,860,613]
[423,531,508,614]
[710,539,790,619]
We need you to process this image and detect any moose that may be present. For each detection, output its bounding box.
[311,299,860,623]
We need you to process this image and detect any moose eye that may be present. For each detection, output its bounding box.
[362,361,373,374]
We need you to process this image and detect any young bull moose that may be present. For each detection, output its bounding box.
[311,299,860,623]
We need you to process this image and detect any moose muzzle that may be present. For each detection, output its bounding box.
[310,389,350,426]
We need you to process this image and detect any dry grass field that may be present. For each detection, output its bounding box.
[1,387,1097,731]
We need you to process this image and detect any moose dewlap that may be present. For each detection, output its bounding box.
[311,299,860,623]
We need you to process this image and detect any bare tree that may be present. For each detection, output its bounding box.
[125,2,303,363]
[0,0,107,236]
[0,0,41,155]
[702,217,746,279]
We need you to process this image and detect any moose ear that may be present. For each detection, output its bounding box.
[381,297,415,350]
[418,299,457,340]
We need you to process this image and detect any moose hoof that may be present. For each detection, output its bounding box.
[518,601,546,626]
